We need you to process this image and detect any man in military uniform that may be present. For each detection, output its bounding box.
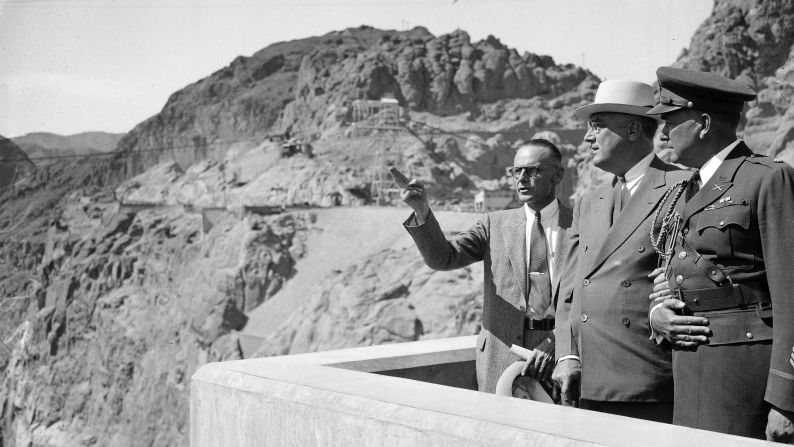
[648,67,794,442]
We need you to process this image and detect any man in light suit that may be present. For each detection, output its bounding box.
[401,139,573,394]
[552,81,689,422]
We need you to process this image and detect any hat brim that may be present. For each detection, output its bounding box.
[574,103,657,121]
[647,103,681,115]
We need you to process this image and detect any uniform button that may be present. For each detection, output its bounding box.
[581,314,588,322]
[678,251,687,259]
[622,280,631,287]
[746,331,754,340]
[675,275,684,285]
[519,304,526,312]
[718,220,725,227]
[710,270,718,277]
[583,279,590,286]
[682,227,689,235]
[637,245,645,253]
[622,317,630,328]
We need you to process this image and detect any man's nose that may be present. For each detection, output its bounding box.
[584,128,595,143]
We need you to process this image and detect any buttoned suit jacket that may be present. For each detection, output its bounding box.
[554,156,689,402]
[404,200,573,393]
[661,143,794,437]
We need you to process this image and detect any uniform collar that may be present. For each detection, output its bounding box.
[700,140,741,185]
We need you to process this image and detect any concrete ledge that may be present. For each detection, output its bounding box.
[191,336,767,446]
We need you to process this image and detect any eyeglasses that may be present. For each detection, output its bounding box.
[586,120,608,135]
[505,164,559,179]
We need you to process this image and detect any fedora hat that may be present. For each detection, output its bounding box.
[575,80,656,120]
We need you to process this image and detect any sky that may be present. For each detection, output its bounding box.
[0,0,713,138]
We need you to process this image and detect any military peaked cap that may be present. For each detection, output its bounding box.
[647,66,757,115]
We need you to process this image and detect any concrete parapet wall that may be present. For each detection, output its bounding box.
[191,336,767,447]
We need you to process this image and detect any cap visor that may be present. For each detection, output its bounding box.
[647,103,681,115]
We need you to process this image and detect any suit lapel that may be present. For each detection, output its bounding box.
[502,207,527,305]
[682,144,750,222]
[591,185,613,253]
[552,200,572,299]
[588,157,668,276]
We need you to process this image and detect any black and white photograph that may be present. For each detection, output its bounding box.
[1,0,793,445]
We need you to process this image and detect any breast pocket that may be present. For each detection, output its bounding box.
[694,204,757,267]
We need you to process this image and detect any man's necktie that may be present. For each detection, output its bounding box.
[527,210,552,317]
[612,175,629,225]
[685,171,701,202]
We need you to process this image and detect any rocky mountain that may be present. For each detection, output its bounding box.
[114,25,598,175]
[6,1,794,445]
[13,132,124,155]
[673,0,794,164]
[0,137,35,189]
[1,182,312,446]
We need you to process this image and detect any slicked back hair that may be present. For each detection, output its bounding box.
[519,138,562,164]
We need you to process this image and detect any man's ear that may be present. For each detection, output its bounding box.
[626,119,642,142]
[699,113,712,139]
[552,167,564,186]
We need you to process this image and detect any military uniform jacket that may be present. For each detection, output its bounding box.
[404,202,573,393]
[663,142,794,415]
[555,156,689,402]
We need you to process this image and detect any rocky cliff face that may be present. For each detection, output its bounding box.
[280,27,595,136]
[115,26,598,174]
[674,0,794,164]
[1,183,311,446]
[13,132,125,164]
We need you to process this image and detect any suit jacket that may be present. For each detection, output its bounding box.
[404,200,573,393]
[662,143,794,437]
[555,156,689,402]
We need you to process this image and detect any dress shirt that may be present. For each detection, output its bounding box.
[699,140,741,185]
[524,200,560,319]
[623,152,655,196]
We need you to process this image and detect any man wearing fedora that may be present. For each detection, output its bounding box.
[647,67,794,442]
[552,80,689,422]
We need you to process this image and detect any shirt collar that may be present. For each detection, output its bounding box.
[524,199,559,223]
[623,152,655,184]
[700,140,741,185]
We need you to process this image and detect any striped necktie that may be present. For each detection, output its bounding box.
[527,210,552,316]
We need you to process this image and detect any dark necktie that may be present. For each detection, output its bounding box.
[685,171,701,202]
[528,210,552,316]
[612,175,630,225]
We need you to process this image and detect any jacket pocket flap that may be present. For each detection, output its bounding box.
[696,206,751,233]
[703,308,772,346]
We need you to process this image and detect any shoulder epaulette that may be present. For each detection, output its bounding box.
[745,153,776,167]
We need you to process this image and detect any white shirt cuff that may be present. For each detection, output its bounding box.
[556,355,581,365]
[648,302,665,344]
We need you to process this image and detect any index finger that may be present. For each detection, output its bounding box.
[648,267,665,279]
[389,167,411,188]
